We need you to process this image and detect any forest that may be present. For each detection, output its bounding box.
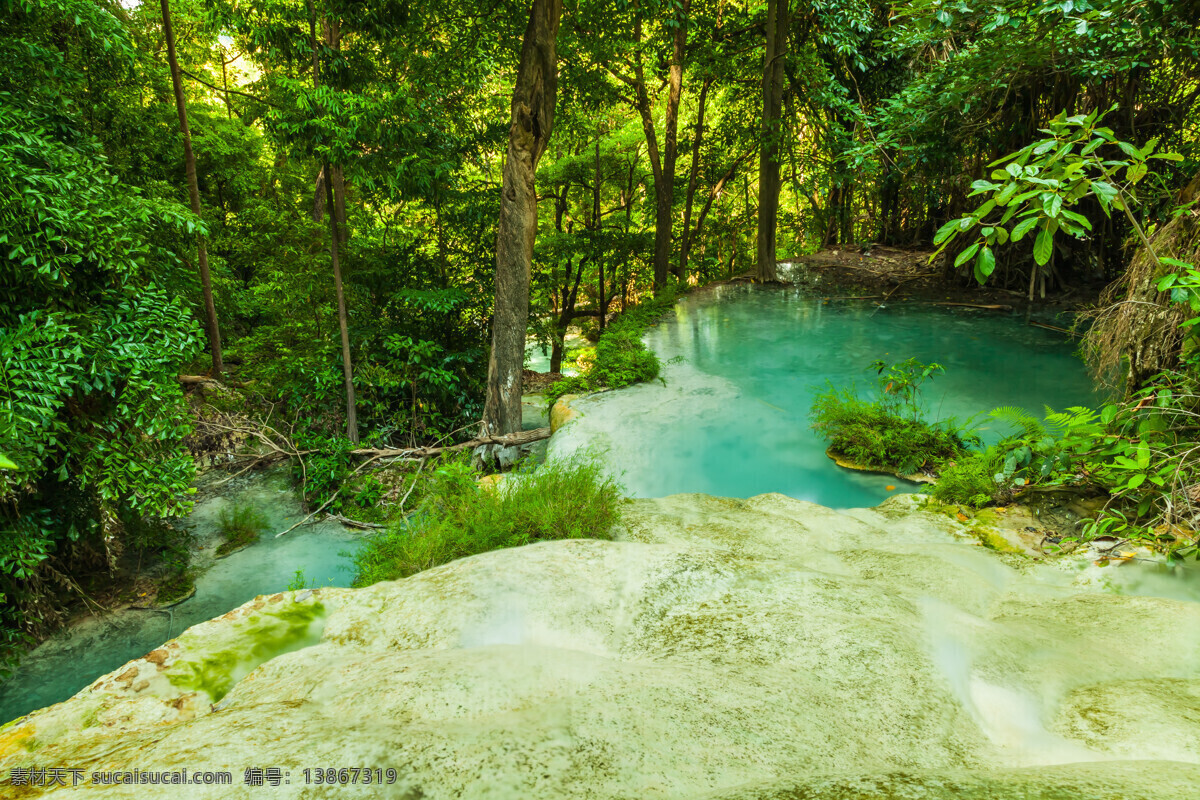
[2,0,1200,683]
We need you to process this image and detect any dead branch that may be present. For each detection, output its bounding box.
[350,426,551,459]
[931,302,1013,311]
[327,513,385,529]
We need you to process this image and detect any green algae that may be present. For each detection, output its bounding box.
[165,600,326,703]
[972,526,1023,554]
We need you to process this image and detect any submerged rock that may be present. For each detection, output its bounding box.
[3,494,1200,798]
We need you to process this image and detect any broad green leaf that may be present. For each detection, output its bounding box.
[1011,216,1039,241]
[955,242,981,267]
[933,219,959,245]
[1034,226,1054,266]
[976,246,996,280]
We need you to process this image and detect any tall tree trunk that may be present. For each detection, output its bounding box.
[325,161,358,443]
[623,3,687,294]
[679,75,712,279]
[160,0,222,375]
[756,0,787,282]
[308,0,358,442]
[594,123,605,332]
[663,0,689,280]
[482,0,562,436]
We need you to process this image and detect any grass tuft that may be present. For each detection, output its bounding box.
[215,504,269,557]
[352,456,623,586]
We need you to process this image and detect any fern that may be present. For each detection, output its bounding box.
[1044,405,1100,435]
[989,405,1046,440]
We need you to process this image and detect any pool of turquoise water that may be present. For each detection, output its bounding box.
[557,285,1099,509]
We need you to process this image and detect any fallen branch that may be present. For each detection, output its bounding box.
[1028,320,1080,337]
[931,302,1013,311]
[350,426,551,459]
[327,513,385,530]
[179,374,249,388]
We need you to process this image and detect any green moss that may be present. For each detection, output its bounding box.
[973,526,1023,554]
[155,571,196,605]
[974,508,1003,525]
[165,600,326,703]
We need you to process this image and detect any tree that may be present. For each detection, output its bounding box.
[593,1,689,293]
[483,0,563,436]
[755,0,787,282]
[305,0,358,443]
[160,0,223,375]
[1,0,202,666]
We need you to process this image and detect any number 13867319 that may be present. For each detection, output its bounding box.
[302,768,397,785]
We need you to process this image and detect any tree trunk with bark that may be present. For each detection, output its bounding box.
[613,6,687,294]
[593,123,605,332]
[664,0,689,280]
[482,0,562,436]
[756,0,787,282]
[161,0,222,375]
[679,75,712,279]
[307,1,358,442]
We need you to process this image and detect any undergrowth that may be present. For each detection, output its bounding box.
[811,390,973,474]
[352,455,624,586]
[215,504,269,557]
[547,290,677,402]
[811,358,977,476]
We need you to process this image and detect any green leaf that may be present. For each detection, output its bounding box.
[933,219,960,245]
[976,246,996,281]
[955,242,981,268]
[1034,226,1054,266]
[1011,216,1039,241]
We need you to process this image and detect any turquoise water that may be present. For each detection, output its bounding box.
[2,289,1100,724]
[553,285,1098,509]
[0,470,357,724]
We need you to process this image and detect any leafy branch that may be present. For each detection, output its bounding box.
[930,105,1183,289]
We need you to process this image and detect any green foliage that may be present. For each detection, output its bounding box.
[812,358,976,476]
[286,569,310,592]
[352,456,623,586]
[812,390,973,476]
[0,0,204,670]
[869,357,945,419]
[293,436,357,512]
[547,292,674,402]
[215,504,269,557]
[932,451,1002,509]
[932,107,1182,283]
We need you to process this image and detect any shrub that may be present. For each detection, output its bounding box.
[931,451,1003,508]
[811,389,975,475]
[352,456,623,586]
[547,291,676,402]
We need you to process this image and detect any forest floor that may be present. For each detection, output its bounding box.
[779,245,1106,315]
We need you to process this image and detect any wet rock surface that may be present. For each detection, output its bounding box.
[3,493,1199,798]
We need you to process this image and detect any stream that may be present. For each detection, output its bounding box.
[0,469,359,723]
